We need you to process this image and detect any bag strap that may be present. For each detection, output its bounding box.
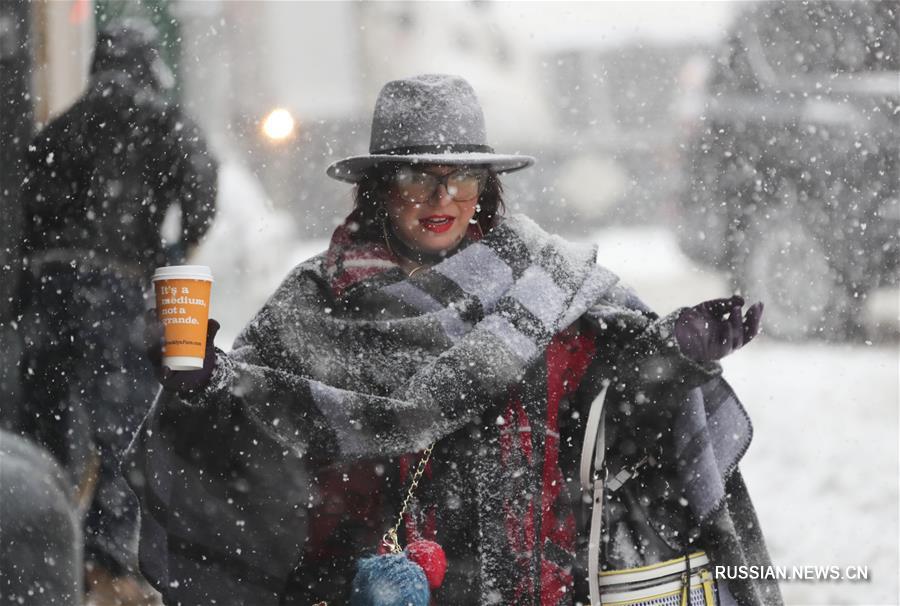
[580,381,609,606]
[579,381,608,492]
[382,443,434,554]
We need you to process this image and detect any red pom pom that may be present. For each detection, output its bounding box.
[405,540,447,589]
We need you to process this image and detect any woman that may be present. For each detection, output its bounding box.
[132,74,781,606]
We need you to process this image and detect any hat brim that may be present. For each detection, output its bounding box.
[326,152,535,183]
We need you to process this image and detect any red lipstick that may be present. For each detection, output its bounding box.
[419,215,455,234]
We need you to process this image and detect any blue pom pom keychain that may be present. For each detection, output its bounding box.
[350,444,446,606]
[351,553,430,606]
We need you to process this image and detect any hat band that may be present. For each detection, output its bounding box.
[371,143,495,155]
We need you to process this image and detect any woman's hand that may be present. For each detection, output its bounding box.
[674,295,763,363]
[144,309,220,394]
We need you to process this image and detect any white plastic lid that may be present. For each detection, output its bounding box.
[152,265,214,282]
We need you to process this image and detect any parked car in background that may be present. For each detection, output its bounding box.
[677,0,899,340]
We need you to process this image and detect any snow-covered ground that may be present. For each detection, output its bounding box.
[725,340,899,605]
[192,163,899,605]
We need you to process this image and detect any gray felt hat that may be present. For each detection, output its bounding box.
[326,74,534,183]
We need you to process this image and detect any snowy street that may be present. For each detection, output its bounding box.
[4,1,897,602]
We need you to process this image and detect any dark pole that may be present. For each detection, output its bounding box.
[0,0,33,420]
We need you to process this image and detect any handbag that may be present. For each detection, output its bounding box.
[580,382,719,606]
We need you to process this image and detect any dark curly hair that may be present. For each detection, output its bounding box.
[350,163,505,243]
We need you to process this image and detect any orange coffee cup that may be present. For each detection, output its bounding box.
[152,265,214,370]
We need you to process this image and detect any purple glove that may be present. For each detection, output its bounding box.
[674,295,763,363]
[144,309,220,394]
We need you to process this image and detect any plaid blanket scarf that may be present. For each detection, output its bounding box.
[124,213,777,606]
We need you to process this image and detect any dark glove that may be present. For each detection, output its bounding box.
[144,309,220,394]
[674,295,763,363]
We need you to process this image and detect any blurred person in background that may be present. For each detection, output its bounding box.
[134,75,778,605]
[13,17,217,605]
[0,429,83,606]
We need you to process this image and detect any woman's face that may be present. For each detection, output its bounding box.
[385,164,484,255]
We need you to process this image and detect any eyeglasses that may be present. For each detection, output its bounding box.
[392,166,489,204]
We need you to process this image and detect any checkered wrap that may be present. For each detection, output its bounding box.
[124,214,776,606]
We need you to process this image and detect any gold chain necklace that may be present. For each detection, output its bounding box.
[383,219,429,278]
